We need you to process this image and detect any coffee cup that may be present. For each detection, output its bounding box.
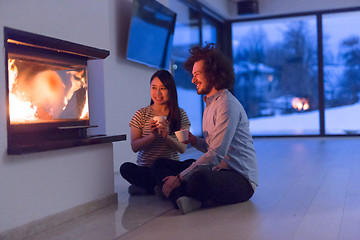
[153,116,167,124]
[175,129,189,142]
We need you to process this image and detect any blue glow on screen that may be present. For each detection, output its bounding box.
[126,0,176,69]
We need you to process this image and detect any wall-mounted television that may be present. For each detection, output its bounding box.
[126,0,177,69]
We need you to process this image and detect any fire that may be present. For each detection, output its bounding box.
[80,93,89,119]
[8,59,17,92]
[292,97,309,111]
[8,59,38,122]
[65,70,86,105]
[9,93,37,121]
[66,70,89,119]
[8,58,89,123]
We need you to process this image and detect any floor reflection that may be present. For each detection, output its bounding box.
[114,172,173,237]
[121,195,173,230]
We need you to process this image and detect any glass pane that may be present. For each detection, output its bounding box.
[202,16,218,45]
[323,11,360,135]
[169,1,202,136]
[8,56,88,124]
[232,16,319,135]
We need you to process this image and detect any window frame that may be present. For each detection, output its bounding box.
[230,6,360,138]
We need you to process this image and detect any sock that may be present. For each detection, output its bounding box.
[176,196,202,215]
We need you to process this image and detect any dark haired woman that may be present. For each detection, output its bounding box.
[120,70,190,195]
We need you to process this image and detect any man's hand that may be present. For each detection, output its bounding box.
[212,160,231,171]
[162,175,181,198]
[182,131,197,146]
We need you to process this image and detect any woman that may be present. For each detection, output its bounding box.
[120,70,190,195]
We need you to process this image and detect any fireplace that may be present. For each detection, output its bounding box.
[4,27,125,154]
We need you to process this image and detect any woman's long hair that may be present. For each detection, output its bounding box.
[150,70,181,134]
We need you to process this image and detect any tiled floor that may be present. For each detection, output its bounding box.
[25,173,174,240]
[26,138,360,240]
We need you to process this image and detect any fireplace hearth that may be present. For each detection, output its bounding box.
[4,27,125,154]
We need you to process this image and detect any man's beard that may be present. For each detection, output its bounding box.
[197,82,212,95]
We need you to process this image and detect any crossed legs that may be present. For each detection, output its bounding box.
[152,158,254,209]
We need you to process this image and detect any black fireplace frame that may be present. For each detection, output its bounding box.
[4,27,125,154]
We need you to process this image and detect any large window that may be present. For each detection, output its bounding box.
[202,15,219,45]
[232,16,319,135]
[323,11,360,135]
[232,9,360,136]
[170,2,360,137]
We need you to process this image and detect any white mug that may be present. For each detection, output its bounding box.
[175,129,189,142]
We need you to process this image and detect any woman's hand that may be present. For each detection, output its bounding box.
[157,119,169,139]
[149,118,159,136]
[162,175,181,198]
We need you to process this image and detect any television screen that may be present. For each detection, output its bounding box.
[126,0,177,69]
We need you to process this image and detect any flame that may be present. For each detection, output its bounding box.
[292,97,309,111]
[80,92,89,119]
[8,59,38,122]
[66,70,88,119]
[8,58,89,123]
[9,94,37,121]
[65,70,85,105]
[8,59,17,92]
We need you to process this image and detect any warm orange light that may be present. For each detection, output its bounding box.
[8,59,38,122]
[8,58,88,123]
[291,97,310,111]
[303,103,309,111]
[66,70,88,119]
[9,94,37,122]
[80,92,89,119]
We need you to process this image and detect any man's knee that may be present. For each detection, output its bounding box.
[189,167,210,183]
[187,167,212,196]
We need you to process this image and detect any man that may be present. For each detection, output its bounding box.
[152,43,258,214]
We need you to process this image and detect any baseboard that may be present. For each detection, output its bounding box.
[0,193,118,240]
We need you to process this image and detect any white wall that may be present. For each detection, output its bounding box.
[0,0,115,233]
[106,0,172,173]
